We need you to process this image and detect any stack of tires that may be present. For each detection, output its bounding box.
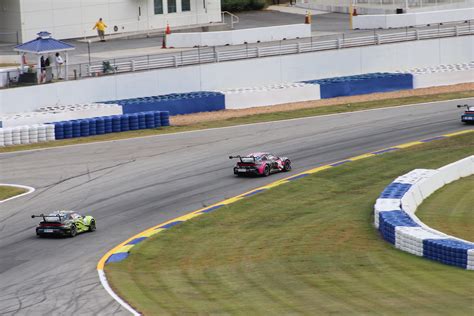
[0,124,55,147]
[52,111,170,140]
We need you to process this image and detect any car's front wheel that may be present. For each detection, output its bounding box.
[69,225,77,237]
[88,220,96,232]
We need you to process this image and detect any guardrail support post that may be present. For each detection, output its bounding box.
[131,60,136,72]
[455,25,459,36]
[415,29,419,40]
[86,65,91,77]
[337,38,343,49]
[376,34,381,45]
[297,42,301,53]
[256,47,261,58]
[173,55,178,67]
[215,51,219,63]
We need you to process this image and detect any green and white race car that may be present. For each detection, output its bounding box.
[32,210,96,237]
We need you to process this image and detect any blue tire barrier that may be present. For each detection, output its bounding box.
[111,116,121,133]
[71,120,81,138]
[48,110,168,140]
[160,111,170,127]
[106,91,225,116]
[104,116,113,134]
[303,73,413,99]
[128,113,139,130]
[88,119,97,136]
[95,117,105,135]
[54,122,65,140]
[63,121,73,139]
[120,115,130,132]
[80,120,90,137]
[144,112,155,128]
[153,111,162,128]
[137,112,147,129]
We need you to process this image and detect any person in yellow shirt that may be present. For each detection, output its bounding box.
[93,18,107,42]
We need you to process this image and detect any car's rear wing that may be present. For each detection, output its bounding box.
[229,155,256,163]
[458,104,474,112]
[31,213,64,222]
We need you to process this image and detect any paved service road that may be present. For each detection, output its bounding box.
[0,99,471,315]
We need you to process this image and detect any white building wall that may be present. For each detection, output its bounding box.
[15,0,221,42]
[0,0,22,43]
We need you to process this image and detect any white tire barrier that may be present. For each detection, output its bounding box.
[0,103,122,128]
[375,156,474,270]
[0,124,55,147]
[220,83,321,109]
[399,62,474,89]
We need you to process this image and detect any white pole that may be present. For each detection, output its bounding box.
[65,51,69,81]
[37,55,41,84]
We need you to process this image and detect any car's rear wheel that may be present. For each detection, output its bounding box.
[283,160,291,172]
[263,165,270,177]
[69,225,77,237]
[89,220,96,232]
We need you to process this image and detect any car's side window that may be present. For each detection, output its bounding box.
[261,156,267,161]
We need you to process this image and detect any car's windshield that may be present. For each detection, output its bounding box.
[45,213,70,221]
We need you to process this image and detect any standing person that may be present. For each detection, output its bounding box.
[93,18,108,42]
[55,52,64,79]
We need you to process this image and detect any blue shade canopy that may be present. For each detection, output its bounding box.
[14,32,75,54]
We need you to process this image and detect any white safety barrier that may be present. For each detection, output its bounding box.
[166,24,312,48]
[353,8,474,29]
[0,124,55,147]
[220,83,321,109]
[399,62,474,88]
[375,156,474,270]
[0,103,122,128]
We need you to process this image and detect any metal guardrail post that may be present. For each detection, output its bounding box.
[173,55,178,67]
[131,60,136,71]
[415,29,419,40]
[337,38,343,49]
[455,25,459,36]
[297,42,301,53]
[256,47,260,58]
[376,34,381,45]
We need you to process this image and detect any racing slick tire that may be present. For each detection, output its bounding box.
[88,220,96,232]
[69,224,77,237]
[263,165,270,177]
[283,160,291,172]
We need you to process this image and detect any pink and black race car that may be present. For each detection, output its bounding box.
[229,152,292,176]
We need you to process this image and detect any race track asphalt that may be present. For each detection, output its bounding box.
[0,98,471,315]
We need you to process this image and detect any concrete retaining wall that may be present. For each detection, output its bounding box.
[1,35,472,115]
[399,62,474,88]
[353,8,474,29]
[166,24,312,47]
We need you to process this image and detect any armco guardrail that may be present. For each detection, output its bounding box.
[374,156,474,270]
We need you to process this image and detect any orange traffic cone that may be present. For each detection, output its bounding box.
[165,23,171,35]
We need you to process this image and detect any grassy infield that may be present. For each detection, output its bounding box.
[0,186,26,201]
[1,91,473,314]
[106,133,474,315]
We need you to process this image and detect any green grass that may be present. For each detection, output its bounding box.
[0,186,27,200]
[106,133,474,315]
[417,175,473,242]
[1,90,473,153]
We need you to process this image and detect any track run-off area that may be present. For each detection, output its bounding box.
[0,98,472,315]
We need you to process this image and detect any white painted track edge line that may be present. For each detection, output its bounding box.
[0,183,35,204]
[98,270,141,316]
[1,97,472,156]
